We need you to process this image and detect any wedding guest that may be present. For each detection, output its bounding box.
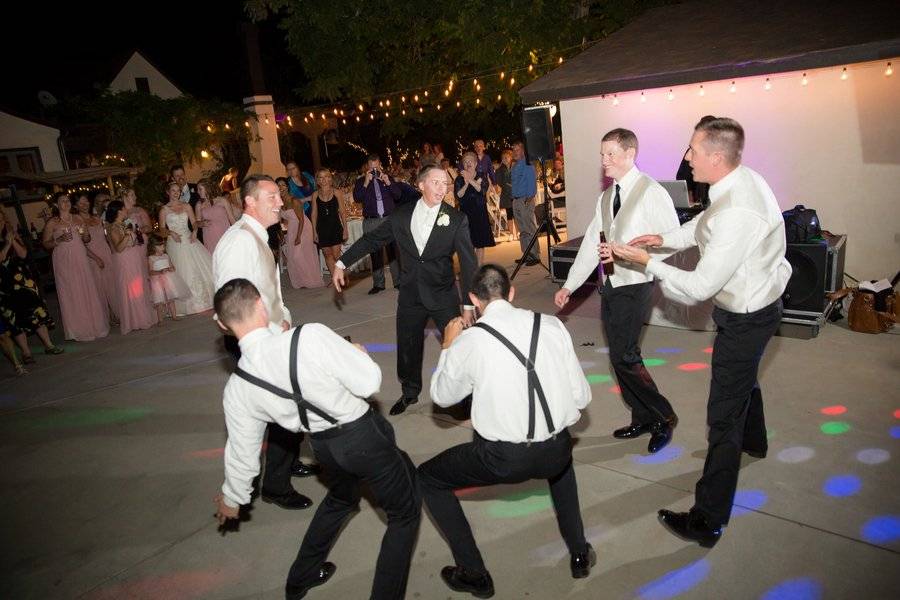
[106,200,157,334]
[75,194,118,322]
[495,149,517,239]
[309,169,348,282]
[286,161,316,217]
[277,177,324,289]
[147,234,190,323]
[196,178,237,255]
[159,182,215,315]
[455,152,496,265]
[42,193,109,341]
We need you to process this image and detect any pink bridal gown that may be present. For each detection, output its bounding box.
[281,209,324,289]
[199,201,231,255]
[50,224,109,341]
[85,223,119,320]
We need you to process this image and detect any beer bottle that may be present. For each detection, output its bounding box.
[599,231,614,275]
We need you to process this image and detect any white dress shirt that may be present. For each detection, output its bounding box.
[411,198,443,255]
[430,300,591,442]
[646,165,792,313]
[221,325,381,507]
[213,215,291,329]
[563,166,679,290]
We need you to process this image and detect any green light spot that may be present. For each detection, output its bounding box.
[586,374,612,384]
[643,358,667,367]
[24,407,153,430]
[487,488,552,518]
[820,421,850,435]
[766,428,775,440]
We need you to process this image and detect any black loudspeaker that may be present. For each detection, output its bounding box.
[522,105,555,162]
[783,241,827,312]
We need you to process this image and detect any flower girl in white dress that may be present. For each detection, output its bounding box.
[147,235,191,323]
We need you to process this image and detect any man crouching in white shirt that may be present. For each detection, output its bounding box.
[419,264,595,598]
[611,117,791,548]
[212,278,421,600]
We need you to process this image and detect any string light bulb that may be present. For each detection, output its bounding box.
[342,118,347,124]
[418,106,423,113]
[456,101,461,107]
[303,117,309,123]
[244,120,250,128]
[558,57,563,64]
[379,100,384,107]
[413,94,419,102]
[386,99,391,107]
[510,77,515,86]
[840,67,848,80]
[528,64,534,72]
[476,83,481,91]
[699,85,705,96]
[358,104,364,111]
[500,71,505,79]
[370,114,374,120]
[612,95,619,106]
[401,109,406,115]
[424,90,429,97]
[476,98,481,105]
[201,150,210,159]
[473,78,478,87]
[886,62,893,76]
[356,116,360,122]
[224,123,230,130]
[667,89,674,101]
[448,80,454,90]
[445,89,450,96]
[206,124,213,132]
[384,111,389,118]
[801,73,808,86]
[729,81,736,93]
[333,108,338,115]
[437,104,441,110]
[497,94,502,101]
[401,95,406,102]
[764,78,772,90]
[309,112,314,119]
[264,115,270,124]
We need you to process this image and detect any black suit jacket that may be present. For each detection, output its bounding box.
[340,201,477,311]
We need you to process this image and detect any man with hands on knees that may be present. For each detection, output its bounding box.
[419,264,595,599]
[333,163,478,417]
[213,278,422,600]
[610,117,791,548]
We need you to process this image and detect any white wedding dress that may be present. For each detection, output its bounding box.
[165,211,215,315]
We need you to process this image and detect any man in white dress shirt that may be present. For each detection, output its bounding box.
[212,279,421,600]
[213,174,318,511]
[612,117,791,547]
[419,264,595,598]
[554,128,680,454]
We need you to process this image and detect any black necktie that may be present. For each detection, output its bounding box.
[613,184,621,218]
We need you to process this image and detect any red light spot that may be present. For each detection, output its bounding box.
[820,405,847,416]
[455,487,481,497]
[678,362,709,371]
[128,277,144,299]
[609,385,621,394]
[86,570,233,600]
[894,409,900,419]
[702,347,713,354]
[186,447,225,459]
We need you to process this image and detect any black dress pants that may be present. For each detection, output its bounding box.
[601,280,675,425]
[224,333,302,497]
[396,300,459,399]
[418,429,588,574]
[288,410,421,600]
[693,300,781,527]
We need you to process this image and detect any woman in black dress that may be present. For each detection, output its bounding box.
[310,169,348,280]
[0,210,63,367]
[455,151,496,264]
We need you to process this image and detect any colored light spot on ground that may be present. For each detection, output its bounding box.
[636,559,710,600]
[761,578,823,600]
[677,362,708,371]
[454,487,481,498]
[364,343,397,353]
[856,449,890,465]
[820,405,847,416]
[823,474,862,497]
[767,428,775,440]
[777,446,815,463]
[87,570,231,600]
[730,489,768,518]
[609,385,621,394]
[634,445,683,465]
[702,346,713,354]
[586,374,612,384]
[654,347,683,354]
[594,346,610,354]
[186,447,225,459]
[23,407,152,430]
[579,360,597,369]
[487,488,552,518]
[820,422,850,435]
[890,426,900,439]
[643,358,667,367]
[894,409,900,419]
[861,515,900,544]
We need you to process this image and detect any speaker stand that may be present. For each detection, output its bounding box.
[511,163,560,281]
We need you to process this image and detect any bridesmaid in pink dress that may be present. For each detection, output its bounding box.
[105,200,158,334]
[120,187,154,278]
[196,178,236,255]
[75,194,118,321]
[41,193,109,341]
[276,177,324,289]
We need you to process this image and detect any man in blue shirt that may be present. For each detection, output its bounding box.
[510,141,541,266]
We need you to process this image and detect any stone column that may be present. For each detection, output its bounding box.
[243,95,284,177]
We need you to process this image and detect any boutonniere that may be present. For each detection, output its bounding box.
[436,212,450,227]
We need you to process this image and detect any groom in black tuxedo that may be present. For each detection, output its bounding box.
[334,164,478,415]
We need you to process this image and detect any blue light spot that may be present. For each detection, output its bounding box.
[730,489,768,518]
[364,343,397,353]
[636,559,710,600]
[890,426,900,439]
[861,515,900,544]
[654,347,683,354]
[823,475,861,498]
[760,578,822,600]
[634,445,683,465]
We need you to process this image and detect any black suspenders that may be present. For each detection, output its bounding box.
[233,325,338,430]
[474,312,556,441]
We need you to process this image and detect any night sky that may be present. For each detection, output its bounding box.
[6,2,302,116]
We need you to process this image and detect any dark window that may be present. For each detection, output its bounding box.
[0,156,9,173]
[16,154,36,173]
[135,77,150,93]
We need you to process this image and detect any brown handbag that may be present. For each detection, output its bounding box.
[831,287,897,334]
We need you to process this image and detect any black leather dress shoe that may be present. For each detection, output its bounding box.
[742,447,767,459]
[285,562,336,599]
[261,489,314,510]
[389,396,418,416]
[648,422,674,454]
[440,566,495,598]
[291,460,322,478]
[658,509,722,548]
[570,543,596,578]
[367,285,385,295]
[613,423,652,439]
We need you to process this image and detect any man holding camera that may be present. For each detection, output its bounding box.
[353,154,402,294]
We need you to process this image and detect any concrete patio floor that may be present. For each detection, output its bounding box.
[1,236,898,600]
